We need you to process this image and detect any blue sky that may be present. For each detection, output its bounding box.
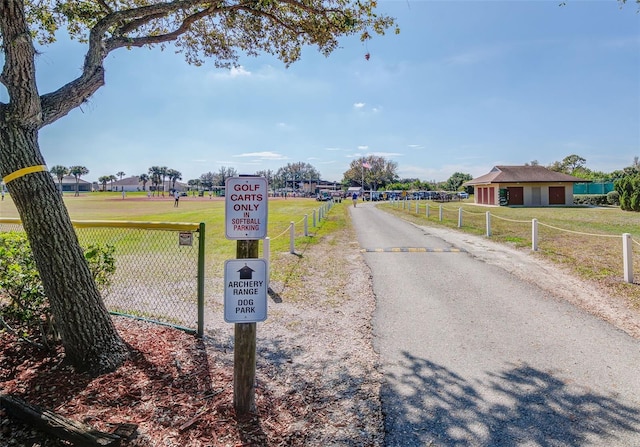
[5,1,639,183]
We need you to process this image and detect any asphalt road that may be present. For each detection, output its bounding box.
[350,202,640,447]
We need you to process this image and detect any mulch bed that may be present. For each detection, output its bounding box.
[0,317,314,446]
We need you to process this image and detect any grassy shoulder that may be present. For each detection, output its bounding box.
[378,200,640,312]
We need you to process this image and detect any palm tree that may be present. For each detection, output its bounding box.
[98,175,111,192]
[116,171,126,181]
[68,166,89,197]
[50,165,68,194]
[159,166,168,197]
[108,174,117,192]
[167,169,182,191]
[148,166,162,196]
[139,173,149,191]
[188,178,201,196]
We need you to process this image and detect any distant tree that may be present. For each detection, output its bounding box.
[98,175,110,192]
[188,178,202,196]
[562,155,587,174]
[108,175,117,191]
[148,166,164,196]
[276,162,321,193]
[444,172,473,192]
[49,165,68,194]
[138,173,149,191]
[386,181,411,191]
[548,154,586,174]
[255,169,275,189]
[68,165,89,197]
[200,172,215,191]
[215,166,238,186]
[158,166,168,196]
[342,156,398,191]
[116,171,125,181]
[167,169,182,190]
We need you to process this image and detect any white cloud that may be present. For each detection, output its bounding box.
[233,151,288,160]
[370,151,403,158]
[357,145,369,151]
[353,102,366,108]
[210,65,252,79]
[230,66,251,77]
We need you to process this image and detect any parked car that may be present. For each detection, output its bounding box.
[458,191,469,199]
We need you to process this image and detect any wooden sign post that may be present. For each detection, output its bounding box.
[224,176,268,417]
[234,240,258,414]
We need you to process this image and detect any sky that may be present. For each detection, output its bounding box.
[2,1,639,184]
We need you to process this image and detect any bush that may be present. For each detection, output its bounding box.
[606,190,620,206]
[573,194,609,206]
[0,232,116,349]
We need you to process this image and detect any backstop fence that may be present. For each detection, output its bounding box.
[0,218,205,336]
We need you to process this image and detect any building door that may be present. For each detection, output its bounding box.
[532,187,541,206]
[508,187,524,205]
[489,187,495,205]
[549,186,566,205]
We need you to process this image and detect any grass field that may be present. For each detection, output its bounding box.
[380,198,640,311]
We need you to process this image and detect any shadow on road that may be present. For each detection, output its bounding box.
[382,351,640,446]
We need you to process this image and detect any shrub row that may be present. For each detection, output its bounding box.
[573,191,619,207]
[0,232,116,350]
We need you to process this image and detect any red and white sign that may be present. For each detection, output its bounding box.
[225,176,268,240]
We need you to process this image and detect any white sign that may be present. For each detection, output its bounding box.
[178,232,193,246]
[225,176,268,240]
[224,259,268,323]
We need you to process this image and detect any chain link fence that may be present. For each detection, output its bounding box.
[0,218,205,336]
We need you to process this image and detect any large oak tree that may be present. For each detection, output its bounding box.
[0,0,396,374]
[342,155,398,191]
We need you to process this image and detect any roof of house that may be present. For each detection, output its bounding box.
[464,165,587,186]
[53,175,91,184]
[112,176,141,186]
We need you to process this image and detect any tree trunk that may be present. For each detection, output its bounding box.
[0,125,129,374]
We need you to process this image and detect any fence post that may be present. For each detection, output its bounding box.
[197,222,206,338]
[532,218,538,251]
[623,233,633,284]
[458,207,462,228]
[486,212,491,237]
[416,201,419,214]
[304,214,308,237]
[439,205,443,221]
[289,221,295,254]
[313,209,317,227]
[426,203,430,218]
